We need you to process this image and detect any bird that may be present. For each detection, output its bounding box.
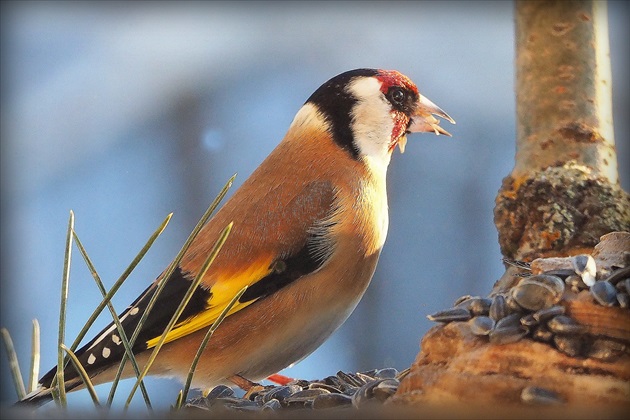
[19,68,454,406]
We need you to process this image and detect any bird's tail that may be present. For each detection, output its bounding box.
[14,368,83,408]
[14,386,56,407]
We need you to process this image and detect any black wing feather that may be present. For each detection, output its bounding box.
[38,267,210,388]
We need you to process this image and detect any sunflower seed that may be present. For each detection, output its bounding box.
[521,386,563,405]
[616,278,630,294]
[374,368,398,380]
[352,380,380,408]
[427,308,471,323]
[341,386,358,397]
[287,379,310,388]
[511,275,564,311]
[372,379,399,402]
[506,294,524,312]
[460,297,492,316]
[590,281,618,307]
[337,371,366,387]
[547,315,584,334]
[205,384,235,401]
[287,388,329,400]
[216,397,260,410]
[553,335,584,357]
[586,338,627,362]
[356,372,376,383]
[262,384,302,404]
[489,325,528,345]
[261,398,282,411]
[309,382,342,393]
[565,274,588,292]
[532,305,565,323]
[454,294,474,306]
[312,393,352,409]
[520,313,538,327]
[322,375,343,388]
[495,312,522,329]
[531,325,554,342]
[604,266,630,286]
[489,295,510,321]
[469,316,495,336]
[285,389,328,408]
[571,255,596,286]
[474,298,492,315]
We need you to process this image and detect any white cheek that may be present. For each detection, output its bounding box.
[347,78,394,168]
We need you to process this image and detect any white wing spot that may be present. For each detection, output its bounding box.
[102,347,111,358]
[112,334,121,345]
[87,324,118,352]
[87,353,96,365]
[130,307,139,315]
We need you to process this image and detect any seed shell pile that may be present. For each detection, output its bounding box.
[185,368,407,413]
[427,253,630,362]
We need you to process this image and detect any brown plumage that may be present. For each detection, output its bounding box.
[19,68,454,406]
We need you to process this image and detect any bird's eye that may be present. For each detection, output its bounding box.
[389,88,406,105]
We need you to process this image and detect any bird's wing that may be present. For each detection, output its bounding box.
[38,179,338,388]
[153,178,339,348]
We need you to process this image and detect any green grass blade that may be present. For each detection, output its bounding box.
[0,327,27,400]
[179,285,248,407]
[55,210,74,407]
[110,175,235,403]
[68,213,172,354]
[127,174,236,348]
[131,174,236,334]
[124,222,233,409]
[49,211,171,406]
[60,344,100,407]
[173,390,183,411]
[72,230,153,409]
[28,319,40,393]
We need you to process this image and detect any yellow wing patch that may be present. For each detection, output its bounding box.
[145,259,274,349]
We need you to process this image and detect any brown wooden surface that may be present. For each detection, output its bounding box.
[392,319,630,413]
[392,233,630,413]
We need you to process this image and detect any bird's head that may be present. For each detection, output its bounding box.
[301,68,455,167]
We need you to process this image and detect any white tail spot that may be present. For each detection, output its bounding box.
[102,347,111,358]
[87,353,96,365]
[112,334,121,345]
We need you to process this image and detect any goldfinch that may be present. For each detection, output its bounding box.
[20,68,454,405]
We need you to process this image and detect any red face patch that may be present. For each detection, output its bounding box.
[376,70,419,96]
[388,111,409,152]
[376,70,418,152]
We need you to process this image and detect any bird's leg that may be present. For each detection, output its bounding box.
[267,373,294,386]
[227,374,260,391]
[228,374,266,400]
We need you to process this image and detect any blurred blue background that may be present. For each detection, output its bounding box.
[1,0,628,412]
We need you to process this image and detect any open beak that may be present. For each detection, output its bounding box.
[407,95,455,137]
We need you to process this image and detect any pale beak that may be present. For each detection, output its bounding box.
[407,95,455,137]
